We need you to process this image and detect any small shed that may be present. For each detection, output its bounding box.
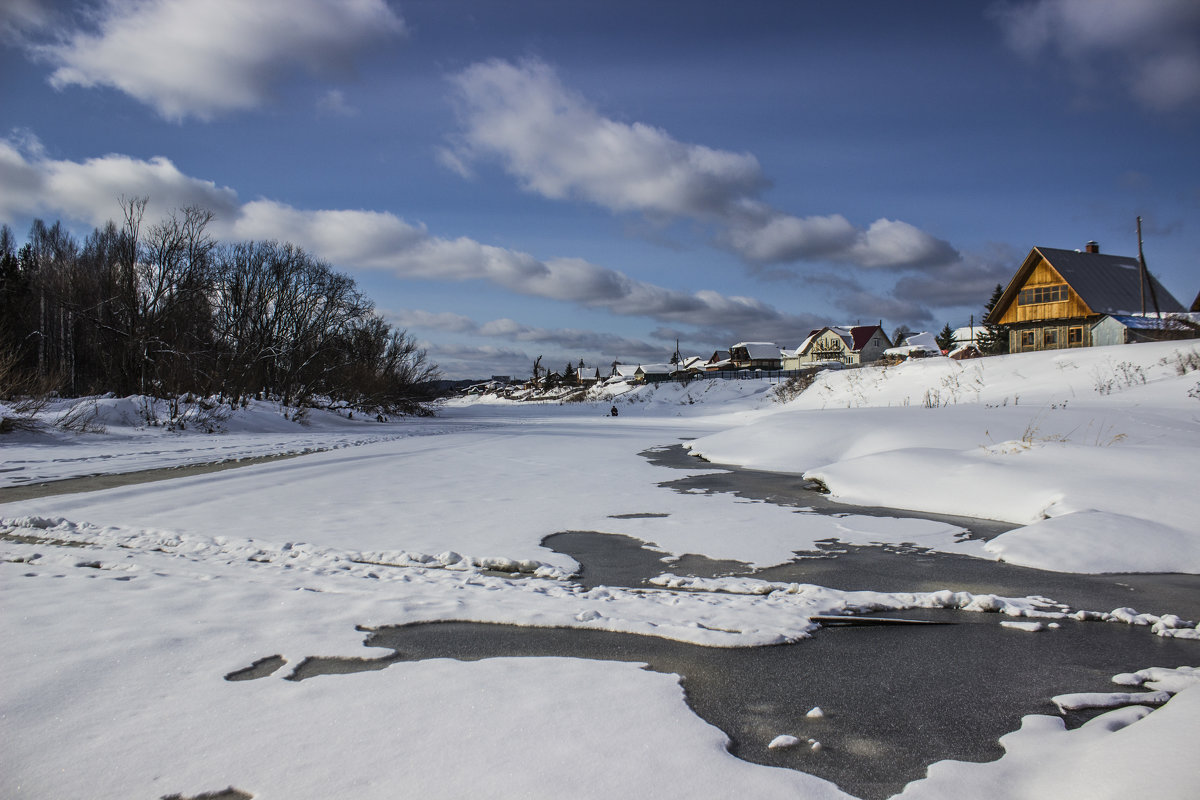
[1091,313,1200,347]
[884,331,944,360]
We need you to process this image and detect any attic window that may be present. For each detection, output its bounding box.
[1018,284,1067,305]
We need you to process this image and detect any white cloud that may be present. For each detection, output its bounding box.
[726,213,859,263]
[38,0,405,120]
[990,0,1200,110]
[0,138,815,340]
[444,58,960,270]
[844,218,960,269]
[446,58,766,219]
[0,133,239,224]
[387,310,479,334]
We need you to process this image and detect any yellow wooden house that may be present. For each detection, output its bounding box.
[986,242,1186,353]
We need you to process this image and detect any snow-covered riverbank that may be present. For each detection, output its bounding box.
[3,341,1199,799]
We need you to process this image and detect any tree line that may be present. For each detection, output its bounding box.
[0,199,439,417]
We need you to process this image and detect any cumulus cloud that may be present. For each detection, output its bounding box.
[892,244,1019,310]
[0,133,239,224]
[386,309,480,334]
[990,0,1200,110]
[444,58,766,219]
[36,0,405,120]
[444,58,960,271]
[0,137,816,342]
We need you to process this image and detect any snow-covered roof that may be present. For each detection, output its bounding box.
[790,333,818,356]
[611,364,640,377]
[1102,312,1200,331]
[884,331,944,358]
[793,326,884,356]
[731,342,781,360]
[636,363,674,375]
[904,331,942,353]
[953,325,982,345]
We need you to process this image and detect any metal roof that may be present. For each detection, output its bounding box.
[1104,312,1200,330]
[1034,248,1185,315]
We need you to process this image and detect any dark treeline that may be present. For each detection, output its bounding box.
[0,199,439,415]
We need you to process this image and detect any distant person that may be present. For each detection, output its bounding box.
[610,405,619,417]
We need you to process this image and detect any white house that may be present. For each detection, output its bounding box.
[784,325,891,368]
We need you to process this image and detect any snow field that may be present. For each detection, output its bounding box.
[894,671,1200,800]
[688,341,1200,574]
[4,345,1200,798]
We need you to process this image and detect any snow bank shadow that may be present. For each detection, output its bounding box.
[160,786,254,800]
[224,655,288,682]
[161,788,253,800]
[264,617,1199,800]
[642,443,1015,542]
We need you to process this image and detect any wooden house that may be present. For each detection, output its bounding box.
[705,350,734,372]
[729,342,782,371]
[986,243,1186,353]
[634,364,675,383]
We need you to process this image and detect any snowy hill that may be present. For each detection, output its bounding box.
[689,340,1200,574]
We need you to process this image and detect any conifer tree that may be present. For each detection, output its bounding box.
[936,323,956,353]
[977,284,1009,355]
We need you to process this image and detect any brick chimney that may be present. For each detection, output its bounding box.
[1085,241,1100,253]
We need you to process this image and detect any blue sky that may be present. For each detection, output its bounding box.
[2,0,1198,378]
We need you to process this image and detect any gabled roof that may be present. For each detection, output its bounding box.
[795,325,885,355]
[731,342,781,360]
[636,363,674,375]
[849,325,887,350]
[707,350,731,363]
[988,247,1185,322]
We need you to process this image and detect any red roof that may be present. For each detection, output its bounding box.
[849,325,883,351]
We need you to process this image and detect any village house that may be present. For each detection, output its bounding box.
[985,242,1188,353]
[704,350,733,372]
[574,364,601,386]
[729,342,782,371]
[784,325,891,369]
[608,364,640,383]
[634,363,675,383]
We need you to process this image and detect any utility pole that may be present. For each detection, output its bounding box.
[1137,216,1162,319]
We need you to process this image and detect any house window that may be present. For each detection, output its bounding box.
[1043,329,1058,347]
[1018,284,1068,305]
[1021,331,1035,348]
[1068,327,1083,346]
